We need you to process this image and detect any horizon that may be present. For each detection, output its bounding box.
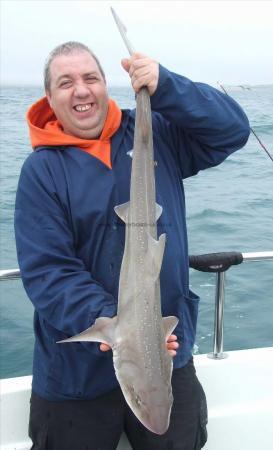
[2,82,273,89]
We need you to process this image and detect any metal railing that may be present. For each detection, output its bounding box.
[0,269,21,281]
[189,251,273,359]
[1,251,273,359]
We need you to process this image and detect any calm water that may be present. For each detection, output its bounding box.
[0,84,272,378]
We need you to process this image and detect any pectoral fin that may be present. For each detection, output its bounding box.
[163,316,179,340]
[57,316,117,348]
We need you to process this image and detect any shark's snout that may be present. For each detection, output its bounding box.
[146,405,171,435]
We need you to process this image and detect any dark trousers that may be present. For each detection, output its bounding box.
[29,359,208,450]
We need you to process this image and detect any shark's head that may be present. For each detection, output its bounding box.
[117,364,173,435]
[113,331,174,434]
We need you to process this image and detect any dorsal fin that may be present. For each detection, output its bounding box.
[114,202,130,223]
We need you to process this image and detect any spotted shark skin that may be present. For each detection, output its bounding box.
[58,88,178,435]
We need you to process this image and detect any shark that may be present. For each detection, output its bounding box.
[58,9,179,435]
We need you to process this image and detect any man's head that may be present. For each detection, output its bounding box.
[44,42,109,139]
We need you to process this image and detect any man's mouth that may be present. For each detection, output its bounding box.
[73,103,93,112]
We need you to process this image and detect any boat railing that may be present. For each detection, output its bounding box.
[189,251,273,359]
[1,251,273,359]
[0,268,21,280]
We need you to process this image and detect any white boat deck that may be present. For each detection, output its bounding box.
[1,347,273,450]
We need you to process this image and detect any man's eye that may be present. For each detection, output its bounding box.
[86,77,98,83]
[59,81,71,88]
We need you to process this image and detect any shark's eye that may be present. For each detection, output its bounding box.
[135,394,142,407]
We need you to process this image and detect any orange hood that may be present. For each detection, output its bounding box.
[26,97,122,169]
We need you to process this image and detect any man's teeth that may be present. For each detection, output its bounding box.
[74,104,92,112]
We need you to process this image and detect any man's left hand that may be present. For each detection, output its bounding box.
[121,53,159,96]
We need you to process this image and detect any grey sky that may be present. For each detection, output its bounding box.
[1,0,273,87]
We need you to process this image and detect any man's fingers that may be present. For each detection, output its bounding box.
[100,343,111,352]
[167,335,179,357]
[131,67,154,84]
[121,52,159,96]
[121,54,148,74]
[121,58,130,73]
[128,58,152,77]
[100,334,179,358]
[131,74,158,94]
[167,343,178,357]
[167,341,179,350]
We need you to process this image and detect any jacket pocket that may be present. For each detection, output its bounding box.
[183,290,200,353]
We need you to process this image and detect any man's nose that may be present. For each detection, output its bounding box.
[74,83,90,98]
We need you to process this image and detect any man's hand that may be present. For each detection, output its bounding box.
[121,53,159,96]
[166,334,179,357]
[100,334,179,357]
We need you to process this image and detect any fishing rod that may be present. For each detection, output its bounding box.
[217,82,273,163]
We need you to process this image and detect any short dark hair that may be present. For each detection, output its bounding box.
[44,41,106,92]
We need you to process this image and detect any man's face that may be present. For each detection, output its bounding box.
[46,51,109,139]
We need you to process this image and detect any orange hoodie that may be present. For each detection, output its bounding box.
[27,97,122,169]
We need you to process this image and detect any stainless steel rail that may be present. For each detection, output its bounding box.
[208,251,273,359]
[242,251,273,261]
[0,269,21,280]
[1,251,273,360]
[208,271,228,359]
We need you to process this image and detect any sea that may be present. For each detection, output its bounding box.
[0,84,272,379]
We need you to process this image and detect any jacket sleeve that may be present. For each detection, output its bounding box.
[150,65,250,178]
[14,153,117,353]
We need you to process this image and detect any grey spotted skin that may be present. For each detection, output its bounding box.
[58,88,178,435]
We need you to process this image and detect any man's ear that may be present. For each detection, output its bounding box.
[46,90,52,107]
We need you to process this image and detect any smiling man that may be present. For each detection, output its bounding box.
[45,49,109,139]
[15,41,250,450]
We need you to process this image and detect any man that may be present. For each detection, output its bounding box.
[15,41,250,449]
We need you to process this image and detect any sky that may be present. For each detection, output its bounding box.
[1,0,273,87]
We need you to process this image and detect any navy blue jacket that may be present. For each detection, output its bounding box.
[15,66,250,400]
